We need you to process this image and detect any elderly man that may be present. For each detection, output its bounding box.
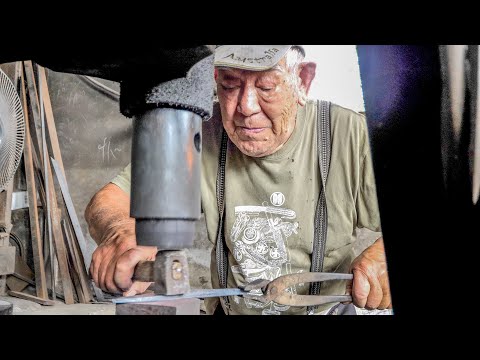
[85,45,392,315]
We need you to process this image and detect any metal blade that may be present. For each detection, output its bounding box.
[50,157,88,260]
[112,288,250,304]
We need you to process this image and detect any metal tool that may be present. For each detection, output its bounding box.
[113,272,353,307]
[241,272,353,307]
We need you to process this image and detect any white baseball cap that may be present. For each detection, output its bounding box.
[214,45,305,71]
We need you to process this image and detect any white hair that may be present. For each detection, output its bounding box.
[275,46,305,92]
[285,46,305,73]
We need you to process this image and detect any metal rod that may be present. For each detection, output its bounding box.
[20,62,48,299]
[39,70,56,300]
[112,288,249,304]
[50,157,88,260]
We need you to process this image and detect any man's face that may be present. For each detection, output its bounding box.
[216,60,300,157]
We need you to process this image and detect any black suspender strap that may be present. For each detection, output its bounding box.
[215,130,230,309]
[307,100,332,314]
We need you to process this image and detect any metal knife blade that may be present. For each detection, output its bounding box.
[112,288,250,304]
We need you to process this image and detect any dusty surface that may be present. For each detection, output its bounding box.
[0,295,115,315]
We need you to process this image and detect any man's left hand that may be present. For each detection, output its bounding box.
[346,237,392,310]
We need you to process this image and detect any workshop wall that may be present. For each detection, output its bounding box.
[47,70,130,268]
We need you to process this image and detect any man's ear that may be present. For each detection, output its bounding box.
[297,62,316,106]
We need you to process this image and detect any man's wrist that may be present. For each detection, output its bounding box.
[372,236,384,249]
[100,218,136,245]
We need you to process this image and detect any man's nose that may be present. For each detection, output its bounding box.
[237,86,261,116]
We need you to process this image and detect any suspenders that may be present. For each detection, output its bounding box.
[215,100,332,314]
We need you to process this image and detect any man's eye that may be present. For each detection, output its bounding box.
[221,85,238,90]
[259,87,274,92]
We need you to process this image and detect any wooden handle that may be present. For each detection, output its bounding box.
[132,260,155,282]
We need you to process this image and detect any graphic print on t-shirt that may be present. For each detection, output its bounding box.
[230,192,300,315]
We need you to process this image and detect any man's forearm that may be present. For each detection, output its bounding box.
[84,183,134,245]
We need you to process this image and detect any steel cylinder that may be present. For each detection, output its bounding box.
[131,108,202,249]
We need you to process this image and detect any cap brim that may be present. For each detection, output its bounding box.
[214,45,293,71]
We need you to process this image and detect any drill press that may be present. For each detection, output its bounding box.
[0,45,216,313]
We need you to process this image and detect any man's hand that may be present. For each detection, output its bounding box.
[114,245,158,297]
[346,237,392,310]
[89,222,157,296]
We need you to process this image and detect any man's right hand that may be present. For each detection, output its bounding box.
[85,183,158,297]
[89,223,157,296]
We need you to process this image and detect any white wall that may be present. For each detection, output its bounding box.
[302,45,365,113]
